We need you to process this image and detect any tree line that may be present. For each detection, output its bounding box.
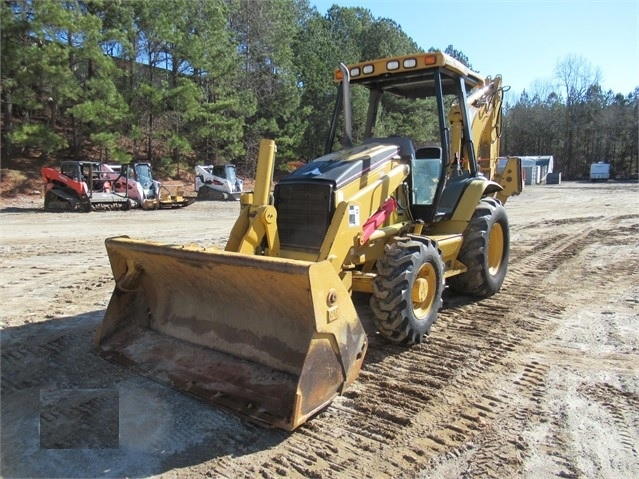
[503,56,638,179]
[1,0,637,179]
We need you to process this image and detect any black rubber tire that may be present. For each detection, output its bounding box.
[448,197,509,297]
[370,238,445,345]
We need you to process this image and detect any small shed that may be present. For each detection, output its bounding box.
[498,155,554,184]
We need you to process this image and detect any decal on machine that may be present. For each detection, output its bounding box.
[348,205,360,227]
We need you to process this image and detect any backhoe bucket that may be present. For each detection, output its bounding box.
[95,236,368,430]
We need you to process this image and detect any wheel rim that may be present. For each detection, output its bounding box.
[412,262,437,319]
[487,222,504,276]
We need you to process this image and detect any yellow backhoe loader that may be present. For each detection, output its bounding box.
[95,52,522,431]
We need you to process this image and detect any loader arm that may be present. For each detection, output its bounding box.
[225,139,280,255]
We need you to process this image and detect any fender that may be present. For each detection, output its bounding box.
[430,177,503,235]
[452,178,502,223]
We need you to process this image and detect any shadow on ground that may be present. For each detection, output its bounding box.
[0,206,45,214]
[1,312,287,478]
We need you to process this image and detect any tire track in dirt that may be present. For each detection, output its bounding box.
[411,216,638,478]
[38,388,120,449]
[1,316,111,392]
[2,188,637,478]
[224,220,609,478]
[579,382,639,454]
[386,215,633,475]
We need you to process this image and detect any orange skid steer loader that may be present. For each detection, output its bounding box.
[95,52,521,430]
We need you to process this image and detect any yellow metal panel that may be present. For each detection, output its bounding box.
[494,157,523,204]
[450,181,486,222]
[320,162,410,271]
[352,272,376,294]
[335,52,482,85]
[427,234,464,275]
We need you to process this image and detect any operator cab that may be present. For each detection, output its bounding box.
[326,53,484,223]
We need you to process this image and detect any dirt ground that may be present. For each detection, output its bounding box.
[1,181,638,478]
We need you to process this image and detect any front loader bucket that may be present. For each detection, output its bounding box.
[95,236,368,430]
[158,195,195,208]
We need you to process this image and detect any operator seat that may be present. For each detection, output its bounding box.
[414,147,476,220]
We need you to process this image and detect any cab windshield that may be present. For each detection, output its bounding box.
[211,165,237,183]
[134,164,154,189]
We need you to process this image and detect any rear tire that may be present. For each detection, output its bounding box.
[448,197,509,297]
[370,238,444,345]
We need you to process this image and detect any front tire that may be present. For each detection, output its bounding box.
[370,238,444,345]
[448,197,509,297]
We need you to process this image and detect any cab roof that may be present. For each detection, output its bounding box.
[334,52,485,98]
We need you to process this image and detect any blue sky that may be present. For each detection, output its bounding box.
[311,0,639,100]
